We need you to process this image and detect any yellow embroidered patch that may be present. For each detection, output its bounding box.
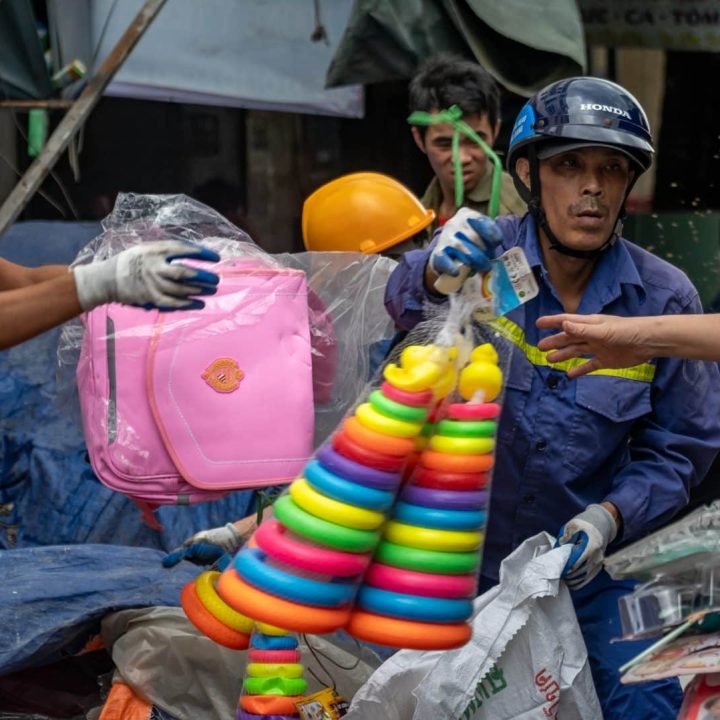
[202,358,244,393]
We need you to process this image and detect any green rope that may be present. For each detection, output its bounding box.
[408,104,502,218]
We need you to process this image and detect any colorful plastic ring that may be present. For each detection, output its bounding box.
[247,662,305,679]
[305,459,395,511]
[346,609,471,651]
[413,466,490,491]
[343,416,414,457]
[244,676,308,696]
[239,694,305,715]
[355,403,423,438]
[369,390,428,423]
[218,570,351,634]
[385,521,483,552]
[448,402,501,420]
[250,633,298,651]
[380,381,433,407]
[316,443,400,490]
[437,419,496,438]
[429,435,495,455]
[273,496,380,553]
[357,586,472,623]
[249,632,298,652]
[255,621,289,636]
[255,519,370,577]
[235,548,356,607]
[401,485,487,510]
[290,478,385,530]
[375,541,480,574]
[392,501,486,531]
[420,450,493,473]
[180,581,250,650]
[364,563,477,598]
[332,431,405,472]
[194,571,255,634]
[237,711,297,720]
[248,649,301,664]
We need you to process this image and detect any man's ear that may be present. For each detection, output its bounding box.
[411,127,426,154]
[515,157,531,191]
[491,120,501,145]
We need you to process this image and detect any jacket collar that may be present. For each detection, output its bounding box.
[516,215,646,310]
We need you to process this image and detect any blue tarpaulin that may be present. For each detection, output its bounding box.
[0,544,198,675]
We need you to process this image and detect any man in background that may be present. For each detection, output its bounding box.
[408,54,525,245]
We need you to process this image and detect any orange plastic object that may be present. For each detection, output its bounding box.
[346,609,472,650]
[239,694,305,715]
[217,569,351,634]
[343,416,415,457]
[420,449,494,473]
[180,581,250,650]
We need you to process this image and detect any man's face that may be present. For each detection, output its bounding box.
[516,146,634,253]
[412,111,499,196]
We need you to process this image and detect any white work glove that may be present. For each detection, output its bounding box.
[162,522,245,568]
[556,503,618,590]
[429,208,503,295]
[72,240,220,312]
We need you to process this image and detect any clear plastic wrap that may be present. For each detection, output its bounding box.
[56,193,397,509]
[215,285,512,647]
[605,501,720,581]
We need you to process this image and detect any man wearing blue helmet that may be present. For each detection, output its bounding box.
[385,76,720,718]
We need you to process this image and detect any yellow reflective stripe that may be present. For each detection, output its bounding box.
[491,317,656,383]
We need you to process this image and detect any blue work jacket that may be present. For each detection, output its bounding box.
[385,214,720,583]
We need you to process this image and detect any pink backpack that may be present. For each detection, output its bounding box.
[76,260,314,528]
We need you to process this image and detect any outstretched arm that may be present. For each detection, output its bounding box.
[536,313,720,377]
[0,241,221,351]
[0,259,82,350]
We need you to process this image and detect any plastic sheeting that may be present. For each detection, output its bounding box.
[102,607,382,720]
[49,0,364,117]
[0,544,199,676]
[326,0,586,97]
[0,0,52,100]
[0,198,396,549]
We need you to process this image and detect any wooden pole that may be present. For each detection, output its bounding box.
[0,0,168,236]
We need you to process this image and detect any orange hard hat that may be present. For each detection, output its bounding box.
[302,172,435,254]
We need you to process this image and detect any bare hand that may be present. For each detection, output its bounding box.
[536,314,653,378]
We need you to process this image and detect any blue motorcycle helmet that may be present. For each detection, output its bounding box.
[507,77,654,259]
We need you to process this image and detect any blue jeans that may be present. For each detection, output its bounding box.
[571,570,683,719]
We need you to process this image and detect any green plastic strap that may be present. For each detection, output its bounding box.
[408,104,502,218]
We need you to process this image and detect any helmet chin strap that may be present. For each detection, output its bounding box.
[525,146,626,260]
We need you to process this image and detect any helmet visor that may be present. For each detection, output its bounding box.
[536,140,639,166]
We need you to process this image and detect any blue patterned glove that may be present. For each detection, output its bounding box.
[556,504,618,590]
[162,522,243,568]
[429,208,503,294]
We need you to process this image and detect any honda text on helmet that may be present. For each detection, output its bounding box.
[507,77,654,259]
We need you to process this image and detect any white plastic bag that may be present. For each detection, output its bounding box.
[346,533,602,720]
[101,606,383,720]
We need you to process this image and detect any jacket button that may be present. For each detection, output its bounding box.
[536,440,547,451]
[547,374,560,389]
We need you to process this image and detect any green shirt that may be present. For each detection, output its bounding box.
[418,166,526,247]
